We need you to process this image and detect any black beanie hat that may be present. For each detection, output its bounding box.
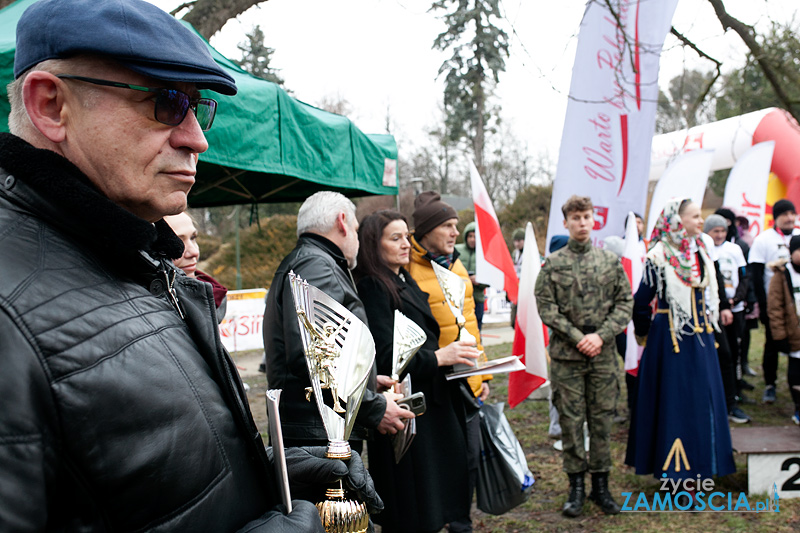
[773,199,796,222]
[412,191,458,240]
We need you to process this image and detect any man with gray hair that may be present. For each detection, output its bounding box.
[263,191,413,450]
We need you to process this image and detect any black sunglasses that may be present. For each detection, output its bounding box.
[56,75,217,131]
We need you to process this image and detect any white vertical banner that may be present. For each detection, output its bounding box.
[546,0,679,251]
[722,141,775,238]
[646,149,714,238]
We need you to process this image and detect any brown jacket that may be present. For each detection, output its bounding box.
[767,258,800,352]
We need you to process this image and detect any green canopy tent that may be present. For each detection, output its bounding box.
[0,0,398,207]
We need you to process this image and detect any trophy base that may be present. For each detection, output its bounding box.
[326,439,351,460]
[317,481,369,533]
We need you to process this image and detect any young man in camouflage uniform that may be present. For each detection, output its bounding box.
[535,195,633,518]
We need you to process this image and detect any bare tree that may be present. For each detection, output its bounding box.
[174,0,269,40]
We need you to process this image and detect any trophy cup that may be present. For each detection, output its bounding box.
[289,271,374,533]
[391,309,427,382]
[430,262,483,374]
[390,310,426,463]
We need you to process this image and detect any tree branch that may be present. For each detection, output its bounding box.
[707,0,800,124]
[669,27,722,126]
[181,0,270,40]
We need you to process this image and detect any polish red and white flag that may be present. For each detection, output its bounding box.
[508,222,549,408]
[468,159,518,304]
[621,212,645,376]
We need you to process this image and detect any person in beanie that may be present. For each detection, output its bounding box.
[766,235,800,425]
[535,195,632,518]
[749,199,800,403]
[407,191,490,532]
[455,221,489,329]
[705,215,752,423]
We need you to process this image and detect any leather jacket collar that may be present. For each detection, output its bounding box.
[0,133,184,263]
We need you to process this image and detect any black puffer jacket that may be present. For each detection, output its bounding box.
[0,134,283,531]
[263,234,385,442]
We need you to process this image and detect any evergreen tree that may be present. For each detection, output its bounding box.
[235,25,285,86]
[431,0,509,176]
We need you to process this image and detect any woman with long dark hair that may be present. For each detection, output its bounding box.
[354,210,479,532]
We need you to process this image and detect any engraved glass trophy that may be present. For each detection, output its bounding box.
[289,271,374,533]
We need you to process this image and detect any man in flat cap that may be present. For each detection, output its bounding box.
[0,1,379,531]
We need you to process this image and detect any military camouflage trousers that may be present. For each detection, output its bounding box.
[551,356,619,474]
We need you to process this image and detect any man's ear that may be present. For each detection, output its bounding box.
[22,71,68,143]
[336,212,349,235]
[562,218,568,230]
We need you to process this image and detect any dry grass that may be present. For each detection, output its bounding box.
[239,325,800,532]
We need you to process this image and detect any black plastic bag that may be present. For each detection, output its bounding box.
[476,402,535,515]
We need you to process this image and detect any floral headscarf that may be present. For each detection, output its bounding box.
[649,197,708,286]
[646,197,719,341]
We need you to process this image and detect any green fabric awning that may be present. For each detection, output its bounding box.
[0,0,398,206]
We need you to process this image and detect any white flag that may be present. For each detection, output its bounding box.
[722,141,775,238]
[621,213,645,375]
[646,150,714,239]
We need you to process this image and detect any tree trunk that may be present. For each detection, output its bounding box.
[0,0,15,9]
[707,0,800,124]
[180,0,270,40]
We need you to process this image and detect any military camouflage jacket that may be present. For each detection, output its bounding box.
[535,238,633,361]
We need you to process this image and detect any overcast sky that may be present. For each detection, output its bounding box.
[147,0,797,159]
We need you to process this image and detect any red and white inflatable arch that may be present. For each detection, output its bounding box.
[650,107,800,226]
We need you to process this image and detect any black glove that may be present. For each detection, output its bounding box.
[281,446,384,515]
[236,500,324,533]
[774,338,791,354]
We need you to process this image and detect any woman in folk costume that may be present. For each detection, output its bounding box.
[626,198,735,480]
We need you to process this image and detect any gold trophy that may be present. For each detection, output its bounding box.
[289,271,374,533]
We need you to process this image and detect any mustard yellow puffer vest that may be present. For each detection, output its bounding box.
[407,236,491,396]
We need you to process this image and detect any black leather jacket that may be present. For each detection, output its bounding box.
[263,234,385,442]
[0,134,285,531]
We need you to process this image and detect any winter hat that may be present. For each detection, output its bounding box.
[773,199,796,221]
[412,191,457,240]
[512,228,525,241]
[703,214,728,233]
[790,235,800,255]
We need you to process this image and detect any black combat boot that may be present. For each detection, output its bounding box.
[562,472,586,517]
[589,472,621,515]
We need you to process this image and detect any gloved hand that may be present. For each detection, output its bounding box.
[236,500,324,533]
[279,446,384,515]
